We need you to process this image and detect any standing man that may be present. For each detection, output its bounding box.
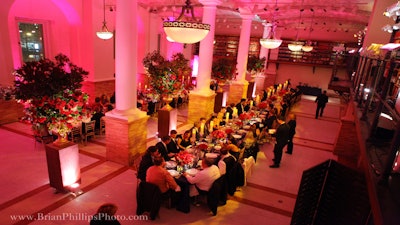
[285,113,297,154]
[315,90,329,119]
[270,116,290,168]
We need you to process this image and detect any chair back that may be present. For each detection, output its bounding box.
[136,181,161,220]
[84,121,96,144]
[99,117,106,136]
[70,125,83,144]
[207,176,224,215]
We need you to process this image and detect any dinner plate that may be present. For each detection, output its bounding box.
[205,153,219,158]
[165,161,177,169]
[214,145,222,151]
[232,134,242,139]
[268,129,276,134]
[237,129,246,134]
[243,125,251,129]
[167,170,180,177]
[185,168,199,176]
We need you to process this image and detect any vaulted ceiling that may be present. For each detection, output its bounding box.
[137,0,375,43]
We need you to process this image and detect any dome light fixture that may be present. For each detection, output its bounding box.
[163,0,210,44]
[96,0,113,40]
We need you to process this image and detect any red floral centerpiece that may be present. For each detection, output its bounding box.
[224,128,234,135]
[14,54,91,144]
[211,130,226,139]
[239,112,252,121]
[143,51,193,99]
[197,143,209,151]
[258,101,268,110]
[176,151,194,165]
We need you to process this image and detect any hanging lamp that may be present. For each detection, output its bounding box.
[96,0,113,40]
[288,9,304,51]
[163,0,210,44]
[302,9,314,52]
[260,0,282,49]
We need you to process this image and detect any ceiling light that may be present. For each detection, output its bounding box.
[260,23,282,49]
[96,0,113,40]
[288,43,303,51]
[163,0,210,44]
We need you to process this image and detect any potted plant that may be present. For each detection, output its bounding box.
[14,54,92,144]
[211,57,237,84]
[247,55,266,76]
[142,51,192,100]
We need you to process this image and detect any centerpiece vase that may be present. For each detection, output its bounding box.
[161,96,173,110]
[53,130,69,146]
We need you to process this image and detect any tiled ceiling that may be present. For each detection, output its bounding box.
[138,0,374,41]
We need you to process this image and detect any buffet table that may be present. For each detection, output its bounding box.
[297,85,322,96]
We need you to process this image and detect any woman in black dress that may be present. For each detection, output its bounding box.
[177,130,192,150]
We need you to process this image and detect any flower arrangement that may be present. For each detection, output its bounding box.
[269,95,277,101]
[224,128,234,135]
[197,143,209,151]
[143,51,192,98]
[239,112,252,121]
[211,57,237,83]
[247,56,266,74]
[176,151,194,165]
[211,130,226,139]
[14,54,91,139]
[258,101,268,109]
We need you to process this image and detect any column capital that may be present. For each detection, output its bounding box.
[198,0,222,7]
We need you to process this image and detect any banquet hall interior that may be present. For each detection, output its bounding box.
[1,0,400,225]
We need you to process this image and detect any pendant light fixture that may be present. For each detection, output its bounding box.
[163,0,210,44]
[288,8,304,51]
[302,8,314,52]
[96,0,113,40]
[260,0,282,49]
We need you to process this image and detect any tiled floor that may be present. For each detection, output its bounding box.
[0,95,341,225]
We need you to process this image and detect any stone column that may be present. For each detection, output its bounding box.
[105,0,148,166]
[187,0,221,124]
[228,12,253,104]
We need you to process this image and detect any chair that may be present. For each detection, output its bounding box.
[83,121,96,145]
[136,181,161,220]
[206,176,225,216]
[99,117,106,136]
[70,125,83,144]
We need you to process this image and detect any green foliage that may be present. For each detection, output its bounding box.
[14,54,88,101]
[142,51,192,97]
[247,55,266,73]
[211,57,237,83]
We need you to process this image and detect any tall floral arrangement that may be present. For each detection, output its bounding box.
[143,51,192,98]
[211,57,237,83]
[247,55,266,74]
[14,54,91,138]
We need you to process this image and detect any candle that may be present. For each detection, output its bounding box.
[200,123,204,136]
[255,95,260,104]
[233,108,238,118]
[225,112,229,123]
[144,85,147,90]
[192,128,196,136]
[250,100,253,109]
[182,76,185,83]
[209,121,214,133]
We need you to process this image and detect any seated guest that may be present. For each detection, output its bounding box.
[218,148,236,176]
[226,103,234,119]
[156,136,173,161]
[177,130,192,150]
[242,131,259,161]
[199,117,210,138]
[146,156,181,194]
[184,158,220,197]
[167,130,180,154]
[137,146,160,182]
[225,138,241,161]
[236,98,246,116]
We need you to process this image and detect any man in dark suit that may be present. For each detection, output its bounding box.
[270,116,290,168]
[236,98,246,116]
[167,130,180,154]
[315,90,329,119]
[137,146,160,182]
[156,136,172,161]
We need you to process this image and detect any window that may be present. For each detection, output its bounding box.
[18,22,45,62]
